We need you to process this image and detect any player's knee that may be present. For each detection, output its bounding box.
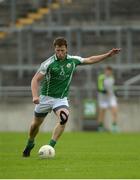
[59,110,69,125]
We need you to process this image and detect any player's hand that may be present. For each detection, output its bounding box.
[32,97,40,104]
[108,48,121,57]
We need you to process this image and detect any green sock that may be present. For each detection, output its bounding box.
[49,139,56,148]
[27,139,35,149]
[99,122,103,127]
[112,122,117,126]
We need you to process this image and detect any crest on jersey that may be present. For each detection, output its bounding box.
[66,63,71,68]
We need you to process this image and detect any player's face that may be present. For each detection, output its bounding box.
[55,45,67,60]
[105,69,112,76]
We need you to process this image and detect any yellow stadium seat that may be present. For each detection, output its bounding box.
[0,32,7,39]
[17,18,34,25]
[15,22,24,28]
[50,3,60,9]
[38,7,50,15]
[28,12,44,20]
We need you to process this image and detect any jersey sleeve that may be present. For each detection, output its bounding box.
[37,57,53,75]
[37,62,47,75]
[71,55,84,66]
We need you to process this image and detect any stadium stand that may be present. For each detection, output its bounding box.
[0,0,140,98]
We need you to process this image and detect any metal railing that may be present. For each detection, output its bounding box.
[0,85,140,99]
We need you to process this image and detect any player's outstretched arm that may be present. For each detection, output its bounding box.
[83,48,121,65]
[31,72,44,104]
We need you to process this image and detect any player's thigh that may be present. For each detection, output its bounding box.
[32,115,46,127]
[98,107,107,114]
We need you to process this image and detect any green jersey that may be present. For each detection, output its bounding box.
[38,54,84,98]
[97,73,115,95]
[97,74,106,93]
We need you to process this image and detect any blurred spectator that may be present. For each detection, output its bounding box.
[97,66,119,132]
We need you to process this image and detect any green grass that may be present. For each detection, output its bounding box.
[0,132,140,179]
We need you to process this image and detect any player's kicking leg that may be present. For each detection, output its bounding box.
[23,115,46,157]
[48,107,69,147]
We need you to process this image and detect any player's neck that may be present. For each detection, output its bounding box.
[56,55,67,61]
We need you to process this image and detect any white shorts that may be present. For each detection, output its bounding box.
[98,93,117,109]
[34,95,69,117]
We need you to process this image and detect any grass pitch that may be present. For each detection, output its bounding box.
[0,132,140,179]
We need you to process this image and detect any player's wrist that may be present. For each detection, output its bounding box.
[32,96,40,104]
